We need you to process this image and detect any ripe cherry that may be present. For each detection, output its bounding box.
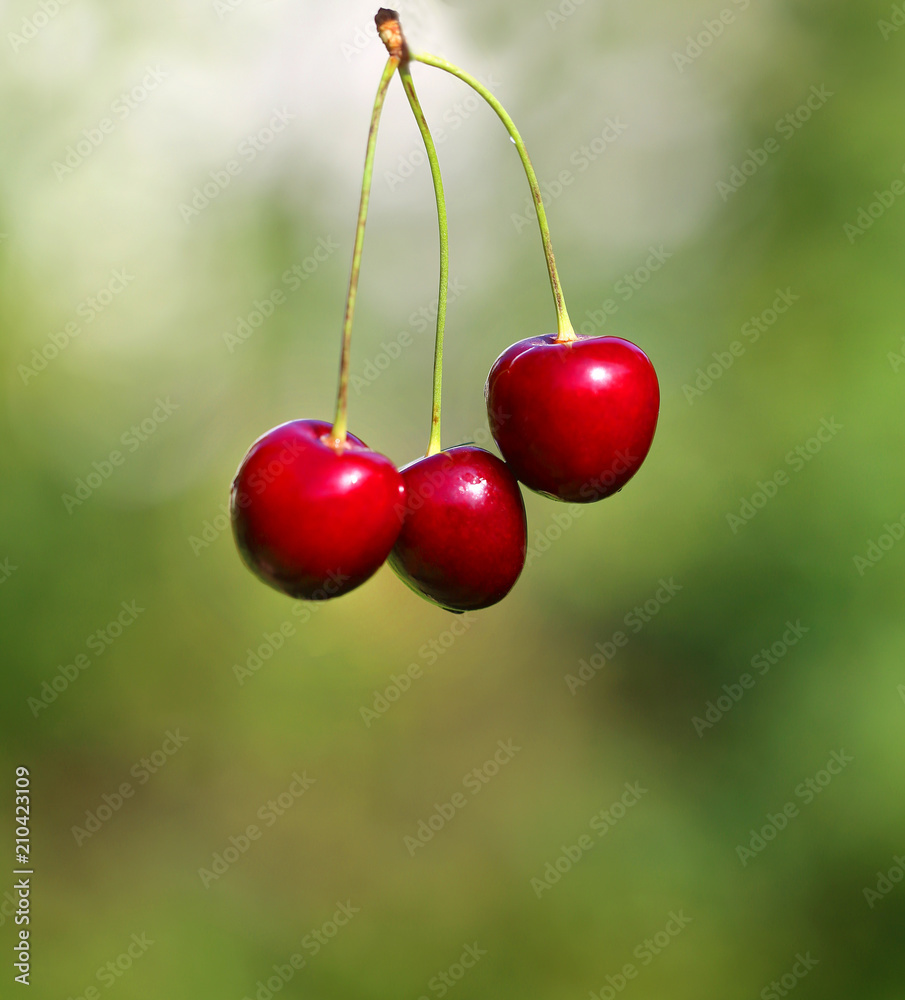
[485,335,659,503]
[389,446,527,612]
[230,419,405,600]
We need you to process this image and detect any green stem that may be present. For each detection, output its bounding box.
[330,55,400,447]
[398,61,449,457]
[413,51,575,343]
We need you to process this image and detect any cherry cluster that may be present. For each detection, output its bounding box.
[230,10,659,613]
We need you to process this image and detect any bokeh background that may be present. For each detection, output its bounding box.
[2,0,904,996]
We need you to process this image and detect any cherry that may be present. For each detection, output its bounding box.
[485,335,659,503]
[230,419,405,600]
[388,446,527,612]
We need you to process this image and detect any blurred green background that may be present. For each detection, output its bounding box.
[2,0,904,997]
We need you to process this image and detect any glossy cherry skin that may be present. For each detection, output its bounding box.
[230,419,405,600]
[388,446,527,612]
[485,335,659,503]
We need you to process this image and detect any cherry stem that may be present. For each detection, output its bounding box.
[412,51,576,343]
[398,61,449,457]
[330,55,400,447]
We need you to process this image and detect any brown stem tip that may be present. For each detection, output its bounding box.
[375,8,409,61]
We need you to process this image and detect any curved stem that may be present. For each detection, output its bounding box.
[398,61,449,457]
[330,55,400,447]
[413,51,575,343]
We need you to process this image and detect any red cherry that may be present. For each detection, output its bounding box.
[485,335,659,503]
[230,419,405,600]
[388,446,527,612]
